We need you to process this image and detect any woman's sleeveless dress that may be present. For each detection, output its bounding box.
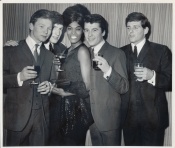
[58,44,93,145]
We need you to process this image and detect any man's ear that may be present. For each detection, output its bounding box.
[29,23,34,31]
[144,27,149,35]
[102,30,105,37]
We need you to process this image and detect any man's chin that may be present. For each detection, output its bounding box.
[86,41,93,46]
[51,41,58,44]
[129,38,135,42]
[40,37,48,42]
[50,39,59,44]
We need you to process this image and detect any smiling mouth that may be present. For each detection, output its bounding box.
[88,38,95,42]
[71,36,77,39]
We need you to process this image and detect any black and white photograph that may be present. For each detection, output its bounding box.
[1,1,173,147]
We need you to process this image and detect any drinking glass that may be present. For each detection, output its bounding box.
[30,65,40,85]
[134,63,143,81]
[55,54,66,72]
[93,53,103,71]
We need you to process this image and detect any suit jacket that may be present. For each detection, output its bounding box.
[121,40,172,129]
[3,40,57,131]
[90,41,129,132]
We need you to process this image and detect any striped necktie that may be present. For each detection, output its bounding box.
[34,44,39,62]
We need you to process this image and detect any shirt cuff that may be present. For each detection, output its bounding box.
[148,70,156,86]
[103,66,112,79]
[17,72,23,86]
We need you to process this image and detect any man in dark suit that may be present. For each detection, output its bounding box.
[84,14,129,146]
[3,9,57,146]
[3,11,67,146]
[121,12,172,146]
[43,11,67,146]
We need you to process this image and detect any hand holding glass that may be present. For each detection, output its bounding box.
[134,63,143,81]
[93,53,103,71]
[54,54,66,72]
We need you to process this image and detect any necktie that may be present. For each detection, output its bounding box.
[90,47,94,59]
[49,43,54,54]
[134,46,138,58]
[34,44,39,62]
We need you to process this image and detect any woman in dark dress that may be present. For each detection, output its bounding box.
[56,5,93,146]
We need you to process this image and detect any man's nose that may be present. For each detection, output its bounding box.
[44,29,49,34]
[56,30,60,36]
[129,28,134,33]
[88,31,92,37]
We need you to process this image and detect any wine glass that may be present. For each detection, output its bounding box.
[54,54,66,72]
[134,62,143,81]
[30,65,40,85]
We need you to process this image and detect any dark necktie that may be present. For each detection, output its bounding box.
[34,44,39,62]
[49,43,54,54]
[90,47,94,59]
[134,45,138,58]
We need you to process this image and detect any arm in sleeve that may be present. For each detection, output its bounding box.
[106,50,129,94]
[155,46,172,91]
[3,47,20,89]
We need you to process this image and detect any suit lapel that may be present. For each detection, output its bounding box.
[127,44,133,57]
[98,41,109,56]
[137,41,150,63]
[20,40,35,65]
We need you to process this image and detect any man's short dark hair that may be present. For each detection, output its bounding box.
[125,12,151,39]
[84,14,108,40]
[29,9,53,25]
[51,11,63,25]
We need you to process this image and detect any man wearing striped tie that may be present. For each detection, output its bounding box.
[3,9,57,146]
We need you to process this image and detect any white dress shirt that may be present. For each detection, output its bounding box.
[44,42,50,50]
[17,35,42,86]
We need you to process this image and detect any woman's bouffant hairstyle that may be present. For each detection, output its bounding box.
[62,4,91,41]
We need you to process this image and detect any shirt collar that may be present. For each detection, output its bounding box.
[92,39,105,54]
[131,38,146,55]
[26,35,42,53]
[44,41,50,50]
